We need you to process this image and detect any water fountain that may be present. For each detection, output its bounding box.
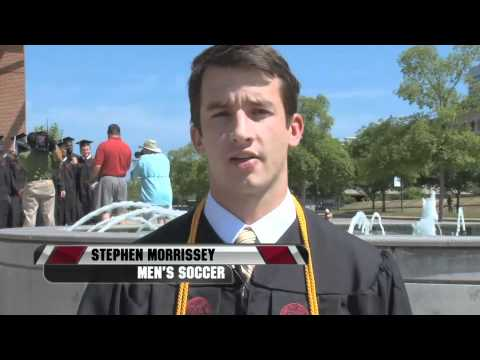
[68,201,186,233]
[2,194,480,314]
[0,202,187,314]
[370,212,386,236]
[456,207,466,237]
[348,211,371,235]
[412,190,441,236]
[348,211,385,236]
[338,190,480,314]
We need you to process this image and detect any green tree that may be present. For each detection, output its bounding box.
[396,45,480,220]
[349,121,391,212]
[312,136,354,205]
[288,95,354,204]
[34,122,64,142]
[349,116,433,212]
[288,146,319,201]
[445,168,480,213]
[127,178,142,202]
[168,144,209,204]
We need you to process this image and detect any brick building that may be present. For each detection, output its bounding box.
[0,45,26,149]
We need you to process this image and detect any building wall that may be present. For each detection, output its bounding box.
[0,45,26,142]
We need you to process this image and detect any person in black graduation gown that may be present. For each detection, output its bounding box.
[0,153,16,229]
[76,140,96,219]
[78,45,412,315]
[6,135,29,228]
[53,141,66,226]
[55,138,82,225]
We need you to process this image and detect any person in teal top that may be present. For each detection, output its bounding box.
[131,139,173,208]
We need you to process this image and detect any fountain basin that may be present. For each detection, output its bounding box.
[0,227,143,315]
[360,234,480,314]
[3,225,480,314]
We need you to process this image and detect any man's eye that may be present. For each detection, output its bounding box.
[251,109,271,117]
[212,112,230,118]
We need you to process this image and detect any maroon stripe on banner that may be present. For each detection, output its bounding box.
[47,246,87,265]
[257,246,297,265]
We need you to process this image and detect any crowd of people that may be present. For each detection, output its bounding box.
[0,124,173,229]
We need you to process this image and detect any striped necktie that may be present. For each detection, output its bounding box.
[235,228,258,281]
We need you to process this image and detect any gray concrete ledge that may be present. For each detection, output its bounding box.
[361,235,480,247]
[2,225,480,314]
[0,226,144,244]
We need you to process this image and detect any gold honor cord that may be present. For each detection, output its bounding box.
[175,196,319,315]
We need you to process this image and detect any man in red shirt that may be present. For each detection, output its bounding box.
[90,124,132,221]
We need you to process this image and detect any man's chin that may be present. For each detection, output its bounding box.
[234,177,269,194]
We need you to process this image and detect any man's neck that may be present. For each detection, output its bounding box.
[210,185,290,225]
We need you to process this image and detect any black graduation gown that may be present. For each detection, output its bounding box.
[53,165,65,226]
[0,159,15,229]
[55,158,82,226]
[5,156,25,228]
[77,157,95,218]
[77,207,413,315]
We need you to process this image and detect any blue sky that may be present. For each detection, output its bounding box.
[24,45,456,155]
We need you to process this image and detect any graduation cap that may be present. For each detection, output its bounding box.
[76,139,94,147]
[15,133,26,140]
[62,137,75,144]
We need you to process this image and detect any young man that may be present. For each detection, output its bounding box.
[78,45,412,315]
[76,140,96,217]
[56,137,82,225]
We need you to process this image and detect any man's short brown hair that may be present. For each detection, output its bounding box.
[107,124,121,136]
[188,45,301,131]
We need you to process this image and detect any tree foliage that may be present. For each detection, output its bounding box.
[289,95,354,203]
[396,45,480,219]
[168,144,209,204]
[34,122,64,142]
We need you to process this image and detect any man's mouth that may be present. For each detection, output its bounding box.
[230,153,261,171]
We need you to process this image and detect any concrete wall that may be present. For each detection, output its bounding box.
[0,227,139,315]
[0,241,86,314]
[2,227,480,314]
[363,236,480,315]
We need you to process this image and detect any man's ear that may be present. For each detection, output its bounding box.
[288,113,305,148]
[191,126,205,154]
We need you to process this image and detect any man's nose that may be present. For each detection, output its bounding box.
[230,110,254,144]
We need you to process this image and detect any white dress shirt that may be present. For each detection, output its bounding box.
[204,191,297,245]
